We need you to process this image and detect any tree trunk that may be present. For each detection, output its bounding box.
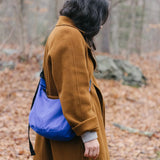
[48,0,57,28]
[111,6,119,54]
[100,20,110,53]
[127,0,137,55]
[136,0,145,54]
[19,0,25,53]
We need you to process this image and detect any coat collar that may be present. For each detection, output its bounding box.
[55,16,92,50]
[56,16,85,34]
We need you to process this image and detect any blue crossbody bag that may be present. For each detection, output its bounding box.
[28,70,91,155]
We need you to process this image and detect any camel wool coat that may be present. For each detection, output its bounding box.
[33,16,110,160]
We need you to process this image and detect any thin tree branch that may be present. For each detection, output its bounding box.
[0,27,15,51]
[110,0,129,9]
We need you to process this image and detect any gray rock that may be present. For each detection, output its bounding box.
[94,55,147,87]
[34,71,41,78]
[94,56,123,80]
[2,49,18,56]
[0,61,15,70]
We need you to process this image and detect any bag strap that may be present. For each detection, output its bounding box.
[28,70,44,156]
[28,124,36,155]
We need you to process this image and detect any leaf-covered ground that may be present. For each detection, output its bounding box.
[0,47,160,160]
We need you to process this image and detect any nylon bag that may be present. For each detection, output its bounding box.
[28,71,91,155]
[29,76,76,141]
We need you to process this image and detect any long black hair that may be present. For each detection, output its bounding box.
[60,0,109,50]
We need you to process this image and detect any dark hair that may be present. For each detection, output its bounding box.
[60,0,109,50]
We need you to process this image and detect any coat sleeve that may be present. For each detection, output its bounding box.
[48,29,98,136]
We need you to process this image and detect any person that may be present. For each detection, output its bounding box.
[33,0,110,159]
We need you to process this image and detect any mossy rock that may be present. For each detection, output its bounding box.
[94,55,147,87]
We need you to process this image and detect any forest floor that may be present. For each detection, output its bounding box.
[0,46,160,160]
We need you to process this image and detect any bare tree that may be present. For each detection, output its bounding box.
[110,0,129,9]
[111,6,120,54]
[48,0,58,28]
[0,0,160,55]
[136,0,145,54]
[127,0,137,55]
[13,0,26,53]
[100,20,110,53]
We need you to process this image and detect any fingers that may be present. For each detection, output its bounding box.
[94,146,100,159]
[87,147,99,159]
[90,149,96,159]
[84,147,89,157]
[84,139,100,159]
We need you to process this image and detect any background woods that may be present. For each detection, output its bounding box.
[0,0,160,160]
[0,0,160,54]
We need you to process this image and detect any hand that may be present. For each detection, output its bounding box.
[84,139,100,159]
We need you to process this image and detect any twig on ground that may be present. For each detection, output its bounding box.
[112,123,155,137]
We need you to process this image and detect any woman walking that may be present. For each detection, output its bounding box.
[33,0,110,159]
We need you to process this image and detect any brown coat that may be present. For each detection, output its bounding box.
[33,16,110,160]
